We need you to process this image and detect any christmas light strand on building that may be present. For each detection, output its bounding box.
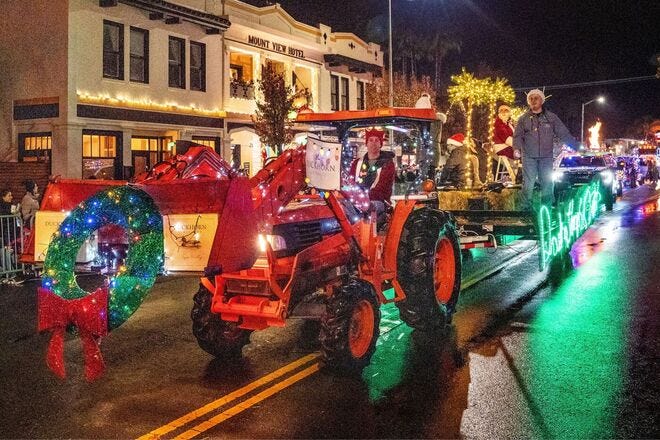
[77,91,226,118]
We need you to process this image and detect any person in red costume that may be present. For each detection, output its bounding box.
[493,105,515,158]
[349,128,396,215]
[492,104,518,180]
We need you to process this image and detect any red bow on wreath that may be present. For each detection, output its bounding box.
[37,287,109,381]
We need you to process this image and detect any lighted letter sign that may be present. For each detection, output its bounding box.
[537,180,603,270]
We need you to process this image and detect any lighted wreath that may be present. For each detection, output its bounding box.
[38,186,164,381]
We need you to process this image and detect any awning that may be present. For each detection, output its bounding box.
[323,54,382,77]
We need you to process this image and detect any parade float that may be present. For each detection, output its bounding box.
[29,103,609,381]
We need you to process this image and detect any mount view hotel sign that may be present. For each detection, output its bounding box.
[247,35,305,59]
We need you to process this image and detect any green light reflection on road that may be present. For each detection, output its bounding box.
[529,250,629,438]
[363,302,412,402]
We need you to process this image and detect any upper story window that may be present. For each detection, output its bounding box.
[190,41,206,92]
[229,52,253,82]
[356,81,365,110]
[330,75,339,111]
[103,20,124,80]
[293,66,313,107]
[340,77,349,110]
[229,52,255,99]
[264,59,286,77]
[168,36,185,89]
[130,27,149,83]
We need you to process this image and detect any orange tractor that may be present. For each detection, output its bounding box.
[192,108,461,370]
[28,108,461,372]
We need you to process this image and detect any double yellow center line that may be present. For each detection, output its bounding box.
[138,304,404,439]
[137,353,321,440]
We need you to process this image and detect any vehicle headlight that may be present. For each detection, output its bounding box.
[552,171,564,182]
[257,233,287,252]
[600,170,613,185]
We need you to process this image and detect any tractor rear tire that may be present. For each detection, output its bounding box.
[320,279,380,372]
[396,207,461,330]
[191,284,252,358]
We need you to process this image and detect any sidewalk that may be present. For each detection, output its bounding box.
[615,183,660,211]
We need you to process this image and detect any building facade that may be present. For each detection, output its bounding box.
[0,0,382,179]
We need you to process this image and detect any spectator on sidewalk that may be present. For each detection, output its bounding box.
[1,188,13,215]
[21,179,40,227]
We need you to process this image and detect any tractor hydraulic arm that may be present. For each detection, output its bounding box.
[249,145,308,222]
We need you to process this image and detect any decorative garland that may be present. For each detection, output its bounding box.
[38,186,164,381]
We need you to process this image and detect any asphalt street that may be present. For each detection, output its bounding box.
[0,192,658,438]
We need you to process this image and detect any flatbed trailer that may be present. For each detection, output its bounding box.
[397,176,607,270]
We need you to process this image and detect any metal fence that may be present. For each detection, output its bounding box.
[1,213,24,279]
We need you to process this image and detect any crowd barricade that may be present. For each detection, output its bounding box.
[1,213,24,280]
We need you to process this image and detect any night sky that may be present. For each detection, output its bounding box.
[246,0,659,139]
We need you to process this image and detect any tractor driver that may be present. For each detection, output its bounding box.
[349,128,396,217]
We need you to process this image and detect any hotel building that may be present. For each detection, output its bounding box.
[0,0,383,179]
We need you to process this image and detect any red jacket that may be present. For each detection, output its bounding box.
[493,117,515,159]
[348,151,395,203]
[494,117,514,144]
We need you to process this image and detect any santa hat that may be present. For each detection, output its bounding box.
[364,128,385,144]
[447,133,465,147]
[526,89,546,104]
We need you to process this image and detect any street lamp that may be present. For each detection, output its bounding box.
[388,0,393,107]
[581,96,605,147]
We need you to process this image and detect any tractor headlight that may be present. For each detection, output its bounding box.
[257,233,287,252]
[552,171,564,182]
[600,170,613,185]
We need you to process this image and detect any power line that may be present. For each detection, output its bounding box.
[514,75,657,91]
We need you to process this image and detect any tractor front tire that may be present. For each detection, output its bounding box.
[320,279,380,372]
[191,284,252,358]
[396,207,461,330]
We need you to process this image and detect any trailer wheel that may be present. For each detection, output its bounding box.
[191,284,252,358]
[396,207,461,330]
[320,279,380,371]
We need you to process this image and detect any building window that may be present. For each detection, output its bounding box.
[130,27,149,83]
[229,52,255,99]
[192,136,220,152]
[103,20,124,80]
[131,136,173,175]
[356,81,365,110]
[229,53,253,82]
[18,133,52,162]
[293,66,313,107]
[168,36,185,89]
[190,41,206,92]
[82,131,120,180]
[340,77,349,110]
[330,75,339,111]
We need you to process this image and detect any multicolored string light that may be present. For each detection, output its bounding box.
[42,186,164,330]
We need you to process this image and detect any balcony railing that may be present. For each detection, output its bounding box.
[230,80,255,100]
